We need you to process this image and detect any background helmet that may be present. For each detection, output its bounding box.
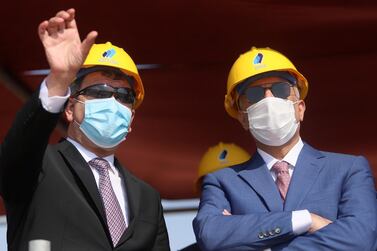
[195,142,250,192]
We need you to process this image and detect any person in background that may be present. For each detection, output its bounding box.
[0,8,169,251]
[193,47,377,250]
[181,142,250,251]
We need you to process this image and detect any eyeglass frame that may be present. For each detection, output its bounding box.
[236,81,298,110]
[71,83,136,106]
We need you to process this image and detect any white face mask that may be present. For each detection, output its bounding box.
[246,97,299,146]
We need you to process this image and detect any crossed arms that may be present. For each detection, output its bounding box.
[193,157,377,251]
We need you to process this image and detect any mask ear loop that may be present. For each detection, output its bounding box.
[70,97,85,128]
[73,98,85,104]
[290,99,301,124]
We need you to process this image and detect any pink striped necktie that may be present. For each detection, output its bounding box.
[272,161,291,201]
[89,157,127,246]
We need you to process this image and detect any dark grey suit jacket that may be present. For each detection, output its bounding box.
[0,91,170,251]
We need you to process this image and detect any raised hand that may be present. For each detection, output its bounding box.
[38,8,98,96]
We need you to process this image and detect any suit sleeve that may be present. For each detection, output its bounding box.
[280,156,377,251]
[193,173,296,251]
[151,194,171,251]
[0,90,61,201]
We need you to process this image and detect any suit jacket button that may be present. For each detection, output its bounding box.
[275,227,281,234]
[269,231,275,236]
[263,232,269,237]
[258,232,265,239]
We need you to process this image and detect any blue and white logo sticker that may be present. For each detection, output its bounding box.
[253,53,263,65]
[102,48,116,58]
[219,150,228,161]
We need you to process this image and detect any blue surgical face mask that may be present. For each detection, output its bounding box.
[75,97,132,148]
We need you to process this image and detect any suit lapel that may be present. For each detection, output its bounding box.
[284,144,325,211]
[238,153,283,211]
[114,159,140,246]
[58,140,108,229]
[58,140,141,248]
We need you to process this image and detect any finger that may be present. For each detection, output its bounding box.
[56,9,75,31]
[46,26,58,36]
[65,8,76,29]
[38,20,49,41]
[81,31,98,56]
[66,8,75,19]
[46,16,64,36]
[56,18,65,33]
[55,10,70,20]
[222,209,231,215]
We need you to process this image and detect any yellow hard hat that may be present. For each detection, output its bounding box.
[195,142,251,192]
[81,42,144,109]
[224,47,308,119]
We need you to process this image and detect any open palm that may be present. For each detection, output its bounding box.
[38,9,97,80]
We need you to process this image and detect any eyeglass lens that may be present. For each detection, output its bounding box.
[244,82,292,104]
[74,84,135,104]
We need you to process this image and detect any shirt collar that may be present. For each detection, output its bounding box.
[67,137,116,173]
[257,138,304,171]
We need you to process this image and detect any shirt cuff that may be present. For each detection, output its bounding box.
[39,79,71,113]
[292,209,312,235]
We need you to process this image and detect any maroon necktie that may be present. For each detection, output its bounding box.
[89,158,127,246]
[272,161,291,201]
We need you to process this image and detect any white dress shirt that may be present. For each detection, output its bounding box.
[257,138,312,235]
[39,80,129,224]
[67,138,129,225]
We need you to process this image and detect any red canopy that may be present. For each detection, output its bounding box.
[1,1,377,215]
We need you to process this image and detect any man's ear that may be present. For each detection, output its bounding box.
[297,100,306,122]
[64,98,75,123]
[128,109,135,133]
[236,111,249,131]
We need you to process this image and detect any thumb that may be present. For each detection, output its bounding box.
[38,20,49,42]
[81,30,98,58]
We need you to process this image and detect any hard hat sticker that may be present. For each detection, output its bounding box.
[253,53,263,64]
[102,48,116,58]
[99,48,119,65]
[219,150,228,161]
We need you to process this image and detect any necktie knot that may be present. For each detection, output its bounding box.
[272,161,289,175]
[89,158,110,175]
[272,161,291,201]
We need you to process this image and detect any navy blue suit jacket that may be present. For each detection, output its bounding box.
[193,143,377,250]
